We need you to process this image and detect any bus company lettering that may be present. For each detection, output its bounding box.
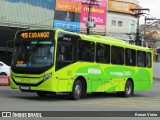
[21,32,50,39]
[110,71,131,76]
[88,68,101,75]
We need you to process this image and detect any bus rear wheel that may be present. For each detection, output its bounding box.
[124,80,133,97]
[118,80,133,97]
[70,80,82,100]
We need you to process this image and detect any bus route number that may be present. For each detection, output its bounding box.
[21,32,50,39]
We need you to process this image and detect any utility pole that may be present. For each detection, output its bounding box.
[130,8,149,46]
[87,0,92,35]
[82,0,99,35]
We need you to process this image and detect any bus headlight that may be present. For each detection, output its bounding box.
[43,73,52,81]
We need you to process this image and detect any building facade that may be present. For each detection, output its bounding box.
[107,0,140,41]
[0,0,140,64]
[0,0,140,39]
[0,0,108,64]
[0,0,108,33]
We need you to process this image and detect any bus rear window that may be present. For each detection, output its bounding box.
[147,52,152,68]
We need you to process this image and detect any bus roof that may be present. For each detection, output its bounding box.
[78,33,151,51]
[16,28,152,52]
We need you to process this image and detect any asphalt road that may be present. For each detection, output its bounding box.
[0,79,160,120]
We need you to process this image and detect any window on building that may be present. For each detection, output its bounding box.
[111,46,124,65]
[118,21,122,26]
[78,40,95,62]
[137,51,146,67]
[131,20,135,32]
[96,43,110,63]
[125,48,136,66]
[112,20,116,26]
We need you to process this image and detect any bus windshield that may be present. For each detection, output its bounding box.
[12,40,54,68]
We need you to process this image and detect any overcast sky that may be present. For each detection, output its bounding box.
[139,0,160,24]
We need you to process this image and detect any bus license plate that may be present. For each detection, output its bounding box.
[21,86,30,90]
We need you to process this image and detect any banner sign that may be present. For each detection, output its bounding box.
[108,0,141,14]
[54,20,80,32]
[55,0,81,13]
[80,5,106,25]
[54,0,108,34]
[80,0,107,34]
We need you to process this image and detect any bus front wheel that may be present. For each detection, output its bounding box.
[70,80,82,100]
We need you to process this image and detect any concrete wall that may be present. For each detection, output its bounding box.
[154,62,160,79]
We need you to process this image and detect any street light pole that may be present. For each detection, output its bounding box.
[82,0,99,35]
[87,0,92,35]
[135,15,140,46]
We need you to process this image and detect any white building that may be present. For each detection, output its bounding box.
[106,0,140,42]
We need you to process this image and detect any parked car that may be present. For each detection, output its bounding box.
[0,61,10,76]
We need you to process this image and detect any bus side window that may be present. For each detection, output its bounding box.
[57,45,72,62]
[125,48,136,66]
[57,45,65,61]
[111,46,124,65]
[86,42,95,61]
[78,40,95,62]
[78,40,84,61]
[137,50,146,67]
[96,43,110,63]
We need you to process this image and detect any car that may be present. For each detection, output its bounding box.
[0,61,10,76]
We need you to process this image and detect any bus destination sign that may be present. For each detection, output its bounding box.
[20,32,50,39]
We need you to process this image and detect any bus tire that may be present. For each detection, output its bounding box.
[122,80,133,97]
[37,91,47,97]
[70,80,82,100]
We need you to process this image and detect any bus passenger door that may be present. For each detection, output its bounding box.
[56,44,72,92]
[55,32,79,92]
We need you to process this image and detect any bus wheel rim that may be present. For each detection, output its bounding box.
[75,85,81,96]
[126,85,131,95]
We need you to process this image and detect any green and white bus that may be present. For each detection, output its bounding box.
[10,29,153,100]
